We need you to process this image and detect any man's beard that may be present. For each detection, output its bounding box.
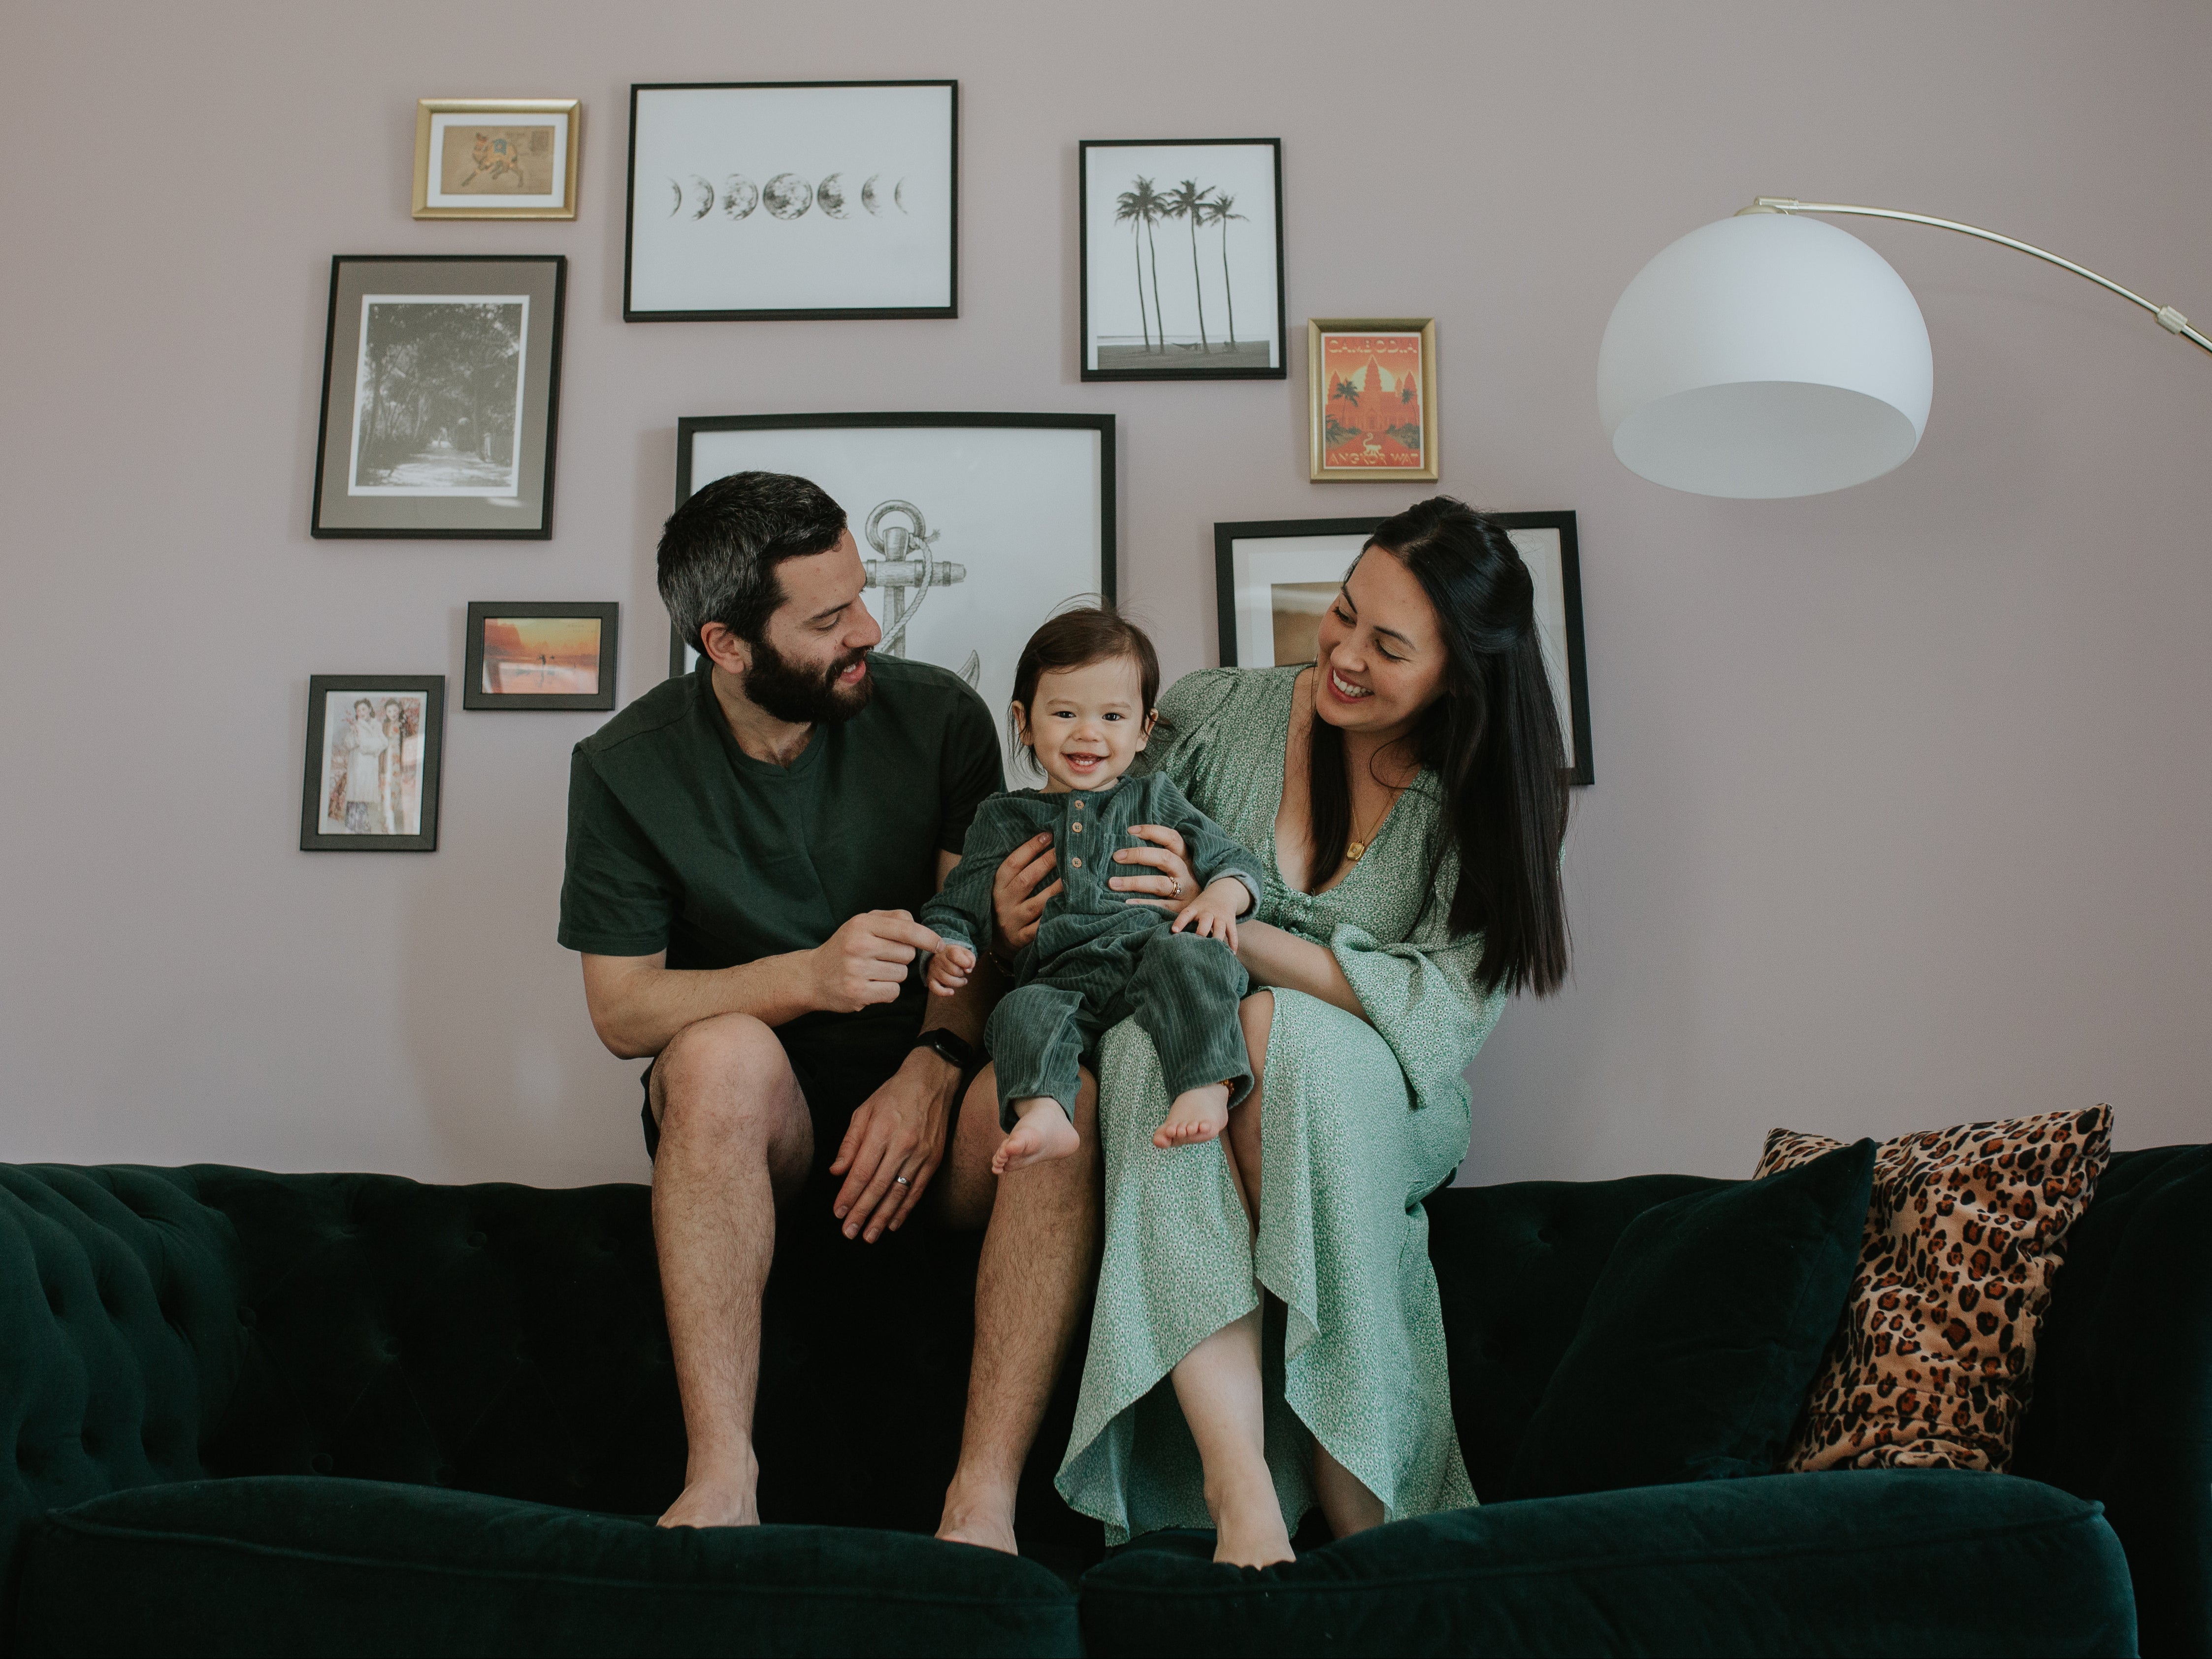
[742,637,872,725]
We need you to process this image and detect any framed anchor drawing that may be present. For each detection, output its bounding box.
[670,413,1116,771]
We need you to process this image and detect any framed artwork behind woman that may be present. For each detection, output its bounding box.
[1213,511,1592,785]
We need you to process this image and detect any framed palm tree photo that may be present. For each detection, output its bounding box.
[1079,139,1285,381]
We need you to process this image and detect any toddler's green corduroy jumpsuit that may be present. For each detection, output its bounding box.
[921,774,1266,1129]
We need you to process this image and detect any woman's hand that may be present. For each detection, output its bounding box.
[1110,824,1198,911]
[992,832,1061,955]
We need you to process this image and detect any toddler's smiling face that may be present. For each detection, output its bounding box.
[1014,653,1155,793]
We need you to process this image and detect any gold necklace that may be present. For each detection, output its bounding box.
[1345,787,1400,862]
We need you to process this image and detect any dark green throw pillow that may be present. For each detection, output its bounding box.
[1503,1139,1875,1500]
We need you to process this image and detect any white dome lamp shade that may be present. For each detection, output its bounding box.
[1597,212,1934,499]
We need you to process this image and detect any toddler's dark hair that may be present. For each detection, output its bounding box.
[1008,605,1160,775]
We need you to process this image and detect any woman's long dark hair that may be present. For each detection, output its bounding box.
[1308,497,1570,996]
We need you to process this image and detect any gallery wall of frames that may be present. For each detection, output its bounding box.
[304,82,1589,854]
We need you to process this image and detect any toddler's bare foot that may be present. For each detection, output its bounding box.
[993,1097,1080,1173]
[1154,1082,1233,1149]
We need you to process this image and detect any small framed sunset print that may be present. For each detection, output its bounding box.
[1307,318,1438,482]
[462,601,618,710]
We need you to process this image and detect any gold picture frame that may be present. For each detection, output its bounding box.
[1307,317,1438,482]
[413,99,581,220]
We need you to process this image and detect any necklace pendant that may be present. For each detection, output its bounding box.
[1346,841,1366,860]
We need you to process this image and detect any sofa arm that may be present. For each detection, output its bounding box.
[2015,1144,2212,1659]
[0,1166,249,1643]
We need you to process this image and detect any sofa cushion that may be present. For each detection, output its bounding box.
[1422,1172,1730,1501]
[11,1476,1081,1658]
[1758,1106,2112,1473]
[1077,1469,2135,1658]
[1504,1140,1874,1499]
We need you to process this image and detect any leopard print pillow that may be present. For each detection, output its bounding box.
[1755,1105,2111,1473]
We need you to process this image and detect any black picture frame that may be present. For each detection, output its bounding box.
[300,675,447,851]
[624,81,959,322]
[667,413,1117,708]
[1078,138,1287,382]
[1212,512,1594,786]
[310,255,565,539]
[462,602,619,711]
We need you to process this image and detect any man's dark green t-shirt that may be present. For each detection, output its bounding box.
[558,656,1004,1021]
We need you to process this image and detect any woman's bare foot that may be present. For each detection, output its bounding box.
[1207,1468,1296,1567]
[1155,1082,1233,1149]
[658,1446,760,1527]
[992,1097,1080,1173]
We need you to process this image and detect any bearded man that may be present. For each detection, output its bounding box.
[559,470,1101,1547]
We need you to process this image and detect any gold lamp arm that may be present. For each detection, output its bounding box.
[1740,197,2212,357]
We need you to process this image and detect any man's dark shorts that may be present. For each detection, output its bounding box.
[639,1010,976,1189]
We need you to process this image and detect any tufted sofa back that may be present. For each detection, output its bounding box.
[4,1151,2205,1654]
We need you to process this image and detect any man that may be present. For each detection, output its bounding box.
[559,470,1099,1546]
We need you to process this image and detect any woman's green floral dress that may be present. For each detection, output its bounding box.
[1056,666,1507,1543]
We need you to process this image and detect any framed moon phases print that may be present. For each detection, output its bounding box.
[1213,512,1592,785]
[1078,138,1287,380]
[412,99,580,219]
[623,81,958,321]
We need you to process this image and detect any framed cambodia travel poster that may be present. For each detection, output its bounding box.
[1213,512,1591,784]
[462,601,618,711]
[1308,318,1438,481]
[1078,138,1287,381]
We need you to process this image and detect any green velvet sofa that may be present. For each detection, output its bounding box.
[2,1146,2203,1657]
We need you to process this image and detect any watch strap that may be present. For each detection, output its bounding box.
[911,1028,979,1074]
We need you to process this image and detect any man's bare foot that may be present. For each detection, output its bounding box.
[992,1098,1080,1174]
[936,1476,1020,1554]
[1155,1082,1233,1149]
[658,1448,760,1527]
[1207,1469,1295,1567]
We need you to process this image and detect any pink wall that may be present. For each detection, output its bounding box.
[2,2,2206,1186]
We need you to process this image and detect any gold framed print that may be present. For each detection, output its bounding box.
[413,99,581,220]
[1307,317,1438,482]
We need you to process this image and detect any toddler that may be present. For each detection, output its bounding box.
[923,608,1265,1172]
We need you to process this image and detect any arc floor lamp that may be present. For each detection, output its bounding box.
[1596,198,2211,498]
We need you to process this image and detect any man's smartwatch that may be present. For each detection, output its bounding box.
[911,1028,979,1076]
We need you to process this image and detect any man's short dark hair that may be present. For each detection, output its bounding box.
[657,471,849,655]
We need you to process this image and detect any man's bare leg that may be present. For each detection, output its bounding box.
[649,1012,813,1528]
[935,1061,1101,1552]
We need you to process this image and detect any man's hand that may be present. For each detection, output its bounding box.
[1171,877,1251,952]
[992,833,1061,955]
[831,1046,961,1241]
[928,942,977,996]
[810,910,944,1014]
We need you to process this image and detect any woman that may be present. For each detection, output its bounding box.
[1039,498,1571,1562]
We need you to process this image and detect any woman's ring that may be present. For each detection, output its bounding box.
[1171,878,1183,900]
[893,1174,911,1187]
